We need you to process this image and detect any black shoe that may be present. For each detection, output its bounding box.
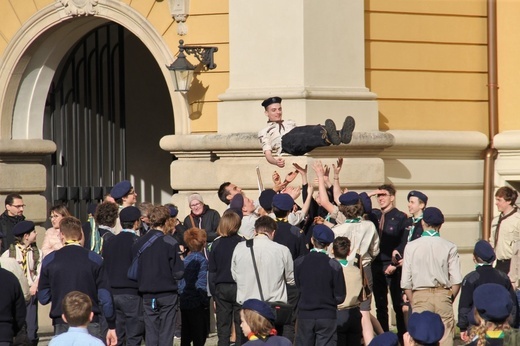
[340,116,355,144]
[325,119,341,145]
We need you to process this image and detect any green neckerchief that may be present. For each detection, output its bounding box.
[121,229,137,235]
[325,214,331,222]
[408,215,423,241]
[475,262,493,269]
[337,259,348,267]
[421,229,440,237]
[345,217,362,223]
[311,248,328,255]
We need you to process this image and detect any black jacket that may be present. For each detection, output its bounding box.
[0,211,25,253]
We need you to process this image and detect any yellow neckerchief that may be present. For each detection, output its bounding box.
[64,240,81,246]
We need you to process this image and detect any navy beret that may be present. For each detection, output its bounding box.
[224,208,243,220]
[230,194,244,210]
[312,224,334,244]
[87,203,98,216]
[119,206,141,223]
[407,190,428,205]
[168,205,179,218]
[368,332,398,346]
[111,180,132,199]
[272,193,294,211]
[261,96,282,108]
[339,191,359,206]
[259,189,277,211]
[242,299,275,323]
[474,283,513,322]
[474,240,496,263]
[423,207,444,226]
[13,221,35,237]
[359,192,372,214]
[408,311,444,345]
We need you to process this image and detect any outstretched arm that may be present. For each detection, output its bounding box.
[332,158,344,205]
[264,150,285,168]
[312,160,335,214]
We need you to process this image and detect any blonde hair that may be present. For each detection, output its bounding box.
[217,211,241,236]
[468,310,510,346]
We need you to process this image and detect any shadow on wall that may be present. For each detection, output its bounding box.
[188,73,209,121]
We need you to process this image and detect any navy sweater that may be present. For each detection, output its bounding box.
[0,268,25,342]
[208,234,244,296]
[132,230,184,298]
[294,251,346,319]
[37,244,116,328]
[371,208,408,263]
[102,231,139,295]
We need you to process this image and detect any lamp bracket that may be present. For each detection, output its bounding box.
[180,40,218,70]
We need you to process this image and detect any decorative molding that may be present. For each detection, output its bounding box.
[168,0,190,36]
[57,0,98,17]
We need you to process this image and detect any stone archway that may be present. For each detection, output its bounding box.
[0,0,189,141]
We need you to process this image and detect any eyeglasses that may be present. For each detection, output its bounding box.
[190,202,202,208]
[10,204,26,209]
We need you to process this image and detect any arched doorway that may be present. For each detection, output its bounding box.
[43,22,174,217]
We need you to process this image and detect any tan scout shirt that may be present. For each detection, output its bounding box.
[258,120,297,156]
[490,210,520,261]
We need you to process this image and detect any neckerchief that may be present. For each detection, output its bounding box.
[121,229,137,235]
[494,207,518,248]
[337,259,348,267]
[64,240,81,246]
[486,330,505,339]
[311,248,328,255]
[345,217,362,223]
[475,262,493,269]
[16,244,28,275]
[378,206,394,237]
[421,230,440,237]
[408,215,423,241]
[268,120,285,132]
[276,218,288,223]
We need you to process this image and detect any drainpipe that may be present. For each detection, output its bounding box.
[482,0,499,241]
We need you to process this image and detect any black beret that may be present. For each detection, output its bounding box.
[242,299,275,323]
[119,206,141,223]
[407,190,428,205]
[168,206,179,218]
[13,221,35,237]
[422,207,444,226]
[313,225,334,244]
[408,311,444,345]
[474,240,496,263]
[272,193,294,211]
[261,96,282,108]
[230,194,244,210]
[111,180,132,199]
[368,332,398,346]
[259,189,276,210]
[474,283,513,322]
[339,191,359,206]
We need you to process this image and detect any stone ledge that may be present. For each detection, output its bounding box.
[0,139,56,156]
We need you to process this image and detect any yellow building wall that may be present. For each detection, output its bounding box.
[365,0,489,133]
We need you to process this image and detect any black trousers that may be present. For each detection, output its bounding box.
[142,294,178,346]
[113,294,144,346]
[180,305,210,346]
[295,318,336,346]
[372,261,406,341]
[282,125,329,156]
[337,307,362,345]
[495,259,511,274]
[275,284,299,343]
[214,283,243,346]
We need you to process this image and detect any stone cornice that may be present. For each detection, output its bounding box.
[0,139,56,156]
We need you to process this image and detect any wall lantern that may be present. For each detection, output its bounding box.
[167,40,218,93]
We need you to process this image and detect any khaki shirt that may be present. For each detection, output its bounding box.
[401,236,462,290]
[258,120,297,155]
[332,220,380,267]
[489,210,520,261]
[509,241,520,286]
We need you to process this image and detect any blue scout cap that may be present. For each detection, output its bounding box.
[368,332,398,346]
[474,283,513,322]
[13,221,35,237]
[119,206,141,223]
[359,192,372,214]
[474,240,496,263]
[272,193,294,211]
[230,194,244,210]
[312,224,334,244]
[422,207,444,226]
[110,180,132,199]
[259,189,277,210]
[261,96,282,108]
[339,191,359,206]
[408,311,444,345]
[242,299,275,323]
[407,190,428,205]
[168,205,179,218]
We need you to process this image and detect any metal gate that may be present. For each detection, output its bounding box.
[44,23,126,217]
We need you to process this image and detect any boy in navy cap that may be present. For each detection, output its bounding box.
[405,190,428,242]
[2,220,40,345]
[101,206,144,346]
[258,96,355,167]
[110,180,137,208]
[241,299,291,345]
[294,224,346,346]
[369,332,399,346]
[467,283,514,345]
[404,311,444,346]
[401,207,462,346]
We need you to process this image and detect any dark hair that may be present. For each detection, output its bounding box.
[312,238,328,249]
[149,205,170,228]
[218,182,232,205]
[121,220,138,230]
[50,204,71,217]
[378,184,396,196]
[60,217,83,241]
[254,216,277,235]
[94,202,119,228]
[333,237,351,259]
[496,186,518,205]
[5,193,22,206]
[272,206,289,218]
[62,291,92,327]
[338,201,364,219]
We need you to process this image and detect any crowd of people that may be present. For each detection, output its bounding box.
[0,96,519,346]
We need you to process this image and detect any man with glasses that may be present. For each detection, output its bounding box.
[0,193,26,252]
[369,184,408,344]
